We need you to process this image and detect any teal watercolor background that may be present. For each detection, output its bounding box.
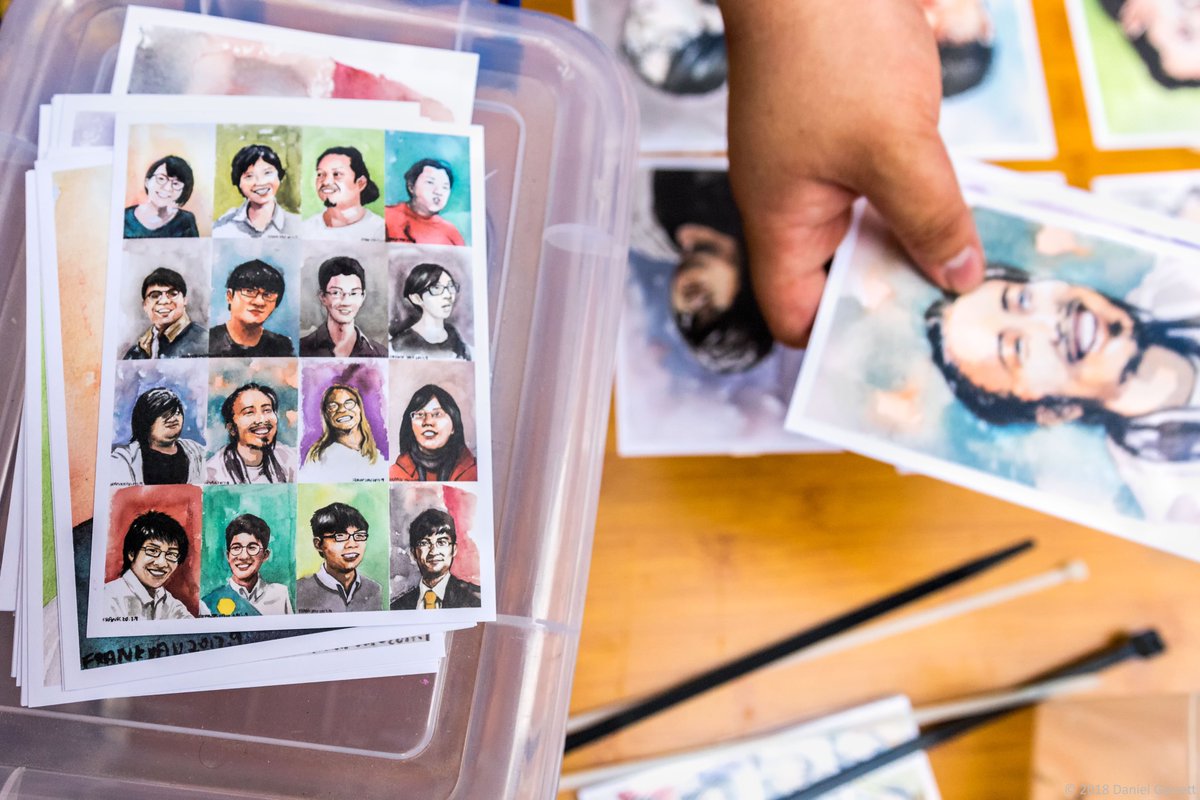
[199,484,297,607]
[383,130,472,246]
[806,204,1158,519]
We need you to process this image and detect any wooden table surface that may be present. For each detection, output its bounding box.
[520,0,1200,796]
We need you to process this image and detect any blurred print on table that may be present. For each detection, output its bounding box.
[616,161,836,457]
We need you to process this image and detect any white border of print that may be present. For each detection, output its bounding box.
[786,161,1200,562]
[88,100,495,636]
[20,169,45,706]
[1091,169,1200,217]
[111,5,479,125]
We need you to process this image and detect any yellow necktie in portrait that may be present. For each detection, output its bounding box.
[423,590,438,609]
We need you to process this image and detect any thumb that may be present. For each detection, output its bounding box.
[735,182,858,348]
[858,133,984,294]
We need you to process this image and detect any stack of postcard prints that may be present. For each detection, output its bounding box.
[579,0,1054,458]
[0,6,497,707]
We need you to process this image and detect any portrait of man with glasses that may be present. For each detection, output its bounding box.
[209,258,295,357]
[123,267,207,359]
[391,507,480,610]
[102,510,195,621]
[389,262,472,360]
[200,513,293,617]
[296,501,383,613]
[300,255,384,357]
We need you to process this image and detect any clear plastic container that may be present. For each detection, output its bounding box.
[0,0,638,796]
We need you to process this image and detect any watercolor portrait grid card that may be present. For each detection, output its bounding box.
[10,5,499,707]
[85,99,496,638]
[32,137,445,703]
[786,163,1200,561]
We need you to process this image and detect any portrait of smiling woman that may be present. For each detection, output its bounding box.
[303,383,383,481]
[124,155,200,239]
[214,143,301,238]
[391,384,477,482]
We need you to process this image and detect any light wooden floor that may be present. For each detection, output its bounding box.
[525,0,1200,796]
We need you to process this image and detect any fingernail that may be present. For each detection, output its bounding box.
[940,246,983,293]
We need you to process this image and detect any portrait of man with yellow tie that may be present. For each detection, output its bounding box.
[390,507,481,610]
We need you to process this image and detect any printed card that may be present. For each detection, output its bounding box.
[112,6,479,124]
[36,151,451,692]
[1066,0,1200,149]
[82,99,495,637]
[787,163,1200,560]
[578,696,940,800]
[578,0,729,153]
[579,0,1054,159]
[937,0,1055,160]
[616,158,836,456]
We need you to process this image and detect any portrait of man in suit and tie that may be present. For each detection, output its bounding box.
[391,507,480,610]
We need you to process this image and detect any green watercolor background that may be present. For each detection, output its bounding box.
[1083,0,1200,138]
[199,484,297,605]
[295,483,390,607]
[299,127,387,222]
[213,124,304,219]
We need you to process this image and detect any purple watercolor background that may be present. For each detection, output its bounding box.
[299,361,389,462]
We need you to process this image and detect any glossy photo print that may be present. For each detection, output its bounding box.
[41,155,437,697]
[112,5,480,123]
[90,98,494,636]
[617,162,835,456]
[787,165,1200,559]
[1091,170,1200,223]
[1067,0,1200,149]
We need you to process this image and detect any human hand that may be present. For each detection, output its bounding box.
[717,0,984,346]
